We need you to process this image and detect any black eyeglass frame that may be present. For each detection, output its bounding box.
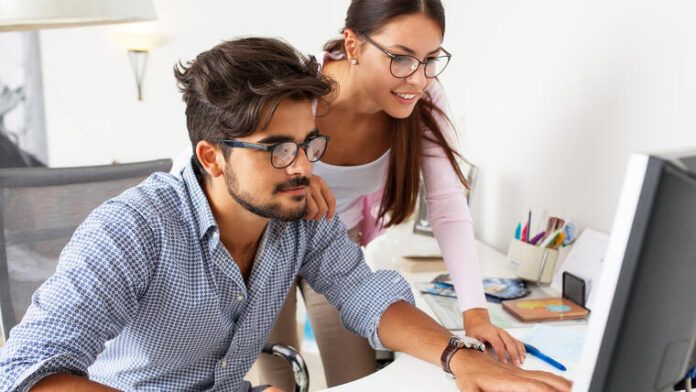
[359,34,452,79]
[220,135,330,169]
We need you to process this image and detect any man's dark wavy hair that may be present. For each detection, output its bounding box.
[174,37,335,175]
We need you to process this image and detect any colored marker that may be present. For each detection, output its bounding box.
[521,223,529,243]
[515,223,522,240]
[530,231,546,245]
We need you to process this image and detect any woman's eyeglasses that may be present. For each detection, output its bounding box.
[220,135,329,169]
[360,34,451,79]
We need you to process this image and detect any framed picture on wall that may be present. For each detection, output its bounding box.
[0,31,47,168]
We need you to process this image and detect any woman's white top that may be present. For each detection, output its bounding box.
[313,150,390,230]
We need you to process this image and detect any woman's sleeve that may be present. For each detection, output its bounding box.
[420,80,488,312]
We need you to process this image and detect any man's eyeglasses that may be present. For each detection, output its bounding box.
[220,135,329,169]
[360,34,451,79]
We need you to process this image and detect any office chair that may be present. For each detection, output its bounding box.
[262,343,310,392]
[0,159,172,341]
[0,159,310,391]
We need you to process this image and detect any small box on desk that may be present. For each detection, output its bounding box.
[398,256,446,273]
[506,239,559,284]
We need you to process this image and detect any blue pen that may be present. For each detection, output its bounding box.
[420,289,457,299]
[523,343,566,371]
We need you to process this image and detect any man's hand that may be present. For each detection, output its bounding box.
[451,349,572,392]
[463,308,526,366]
[304,174,336,221]
[377,301,572,392]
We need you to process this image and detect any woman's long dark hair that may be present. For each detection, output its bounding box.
[324,0,469,227]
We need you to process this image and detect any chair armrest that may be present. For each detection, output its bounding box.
[261,343,309,392]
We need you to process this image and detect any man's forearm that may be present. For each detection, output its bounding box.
[32,374,119,392]
[377,300,477,369]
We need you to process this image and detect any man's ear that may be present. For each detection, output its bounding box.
[343,28,363,61]
[195,141,225,178]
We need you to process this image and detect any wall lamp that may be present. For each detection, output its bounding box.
[111,31,166,101]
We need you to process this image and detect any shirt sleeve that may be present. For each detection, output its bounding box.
[298,218,415,350]
[0,201,158,392]
[421,80,488,312]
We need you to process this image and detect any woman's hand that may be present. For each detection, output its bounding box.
[304,174,336,221]
[463,308,526,367]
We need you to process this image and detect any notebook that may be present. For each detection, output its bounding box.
[502,297,589,322]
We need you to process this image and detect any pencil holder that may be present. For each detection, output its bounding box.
[506,239,559,284]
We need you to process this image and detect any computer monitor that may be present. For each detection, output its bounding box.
[574,150,696,391]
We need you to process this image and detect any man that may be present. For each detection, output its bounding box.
[0,38,570,392]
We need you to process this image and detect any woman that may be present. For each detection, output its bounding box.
[257,0,526,390]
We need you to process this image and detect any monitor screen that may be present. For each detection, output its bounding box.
[574,150,696,391]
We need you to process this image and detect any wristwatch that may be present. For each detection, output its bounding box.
[440,336,486,375]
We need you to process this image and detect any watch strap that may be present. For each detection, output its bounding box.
[440,336,485,375]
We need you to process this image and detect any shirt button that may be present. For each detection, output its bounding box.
[220,358,228,368]
[237,294,244,301]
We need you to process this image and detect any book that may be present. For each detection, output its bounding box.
[502,297,589,322]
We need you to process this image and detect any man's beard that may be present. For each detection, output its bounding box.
[224,165,309,221]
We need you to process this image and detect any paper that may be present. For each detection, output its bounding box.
[416,282,462,330]
[551,228,609,309]
[487,304,527,329]
[416,282,528,330]
[525,324,586,363]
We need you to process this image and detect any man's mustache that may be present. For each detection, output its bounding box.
[273,177,310,193]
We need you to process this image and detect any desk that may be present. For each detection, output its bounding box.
[325,326,584,392]
[321,224,586,391]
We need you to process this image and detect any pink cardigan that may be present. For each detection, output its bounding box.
[320,53,488,312]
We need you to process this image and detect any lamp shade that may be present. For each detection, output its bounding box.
[0,0,156,32]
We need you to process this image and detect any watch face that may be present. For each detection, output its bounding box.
[459,336,485,351]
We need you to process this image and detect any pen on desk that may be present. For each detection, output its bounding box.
[529,231,545,245]
[540,229,562,249]
[521,223,528,243]
[523,343,566,371]
[515,223,522,240]
[550,232,566,250]
[526,210,532,242]
[420,289,457,299]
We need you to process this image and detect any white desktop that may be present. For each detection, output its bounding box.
[320,223,586,391]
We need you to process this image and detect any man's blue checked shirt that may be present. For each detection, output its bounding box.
[0,162,414,391]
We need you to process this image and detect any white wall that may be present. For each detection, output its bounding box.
[38,0,696,252]
[440,0,696,250]
[39,0,351,167]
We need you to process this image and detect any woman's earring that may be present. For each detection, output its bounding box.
[350,58,358,65]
